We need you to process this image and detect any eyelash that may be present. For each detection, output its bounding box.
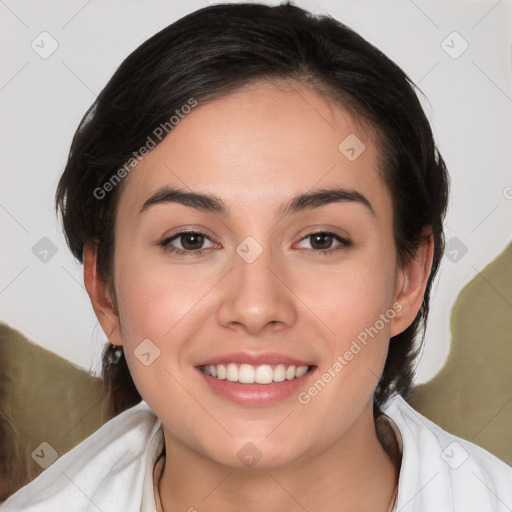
[157,230,352,256]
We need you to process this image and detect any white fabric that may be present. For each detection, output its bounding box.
[1,395,511,511]
[140,423,164,512]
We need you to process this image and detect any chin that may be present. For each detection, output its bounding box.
[205,438,307,471]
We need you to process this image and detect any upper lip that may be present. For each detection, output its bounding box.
[195,351,315,367]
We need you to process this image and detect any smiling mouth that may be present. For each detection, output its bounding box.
[199,363,315,384]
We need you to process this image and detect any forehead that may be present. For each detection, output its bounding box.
[117,80,391,222]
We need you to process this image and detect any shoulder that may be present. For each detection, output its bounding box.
[0,400,161,512]
[382,394,512,511]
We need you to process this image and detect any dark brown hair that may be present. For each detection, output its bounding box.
[55,2,449,418]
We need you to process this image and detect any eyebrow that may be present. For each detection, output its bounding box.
[138,186,375,217]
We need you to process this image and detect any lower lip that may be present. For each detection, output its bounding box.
[196,366,317,407]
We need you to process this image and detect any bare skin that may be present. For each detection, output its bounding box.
[84,79,433,511]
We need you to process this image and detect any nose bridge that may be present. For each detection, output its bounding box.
[217,235,296,333]
[235,237,275,291]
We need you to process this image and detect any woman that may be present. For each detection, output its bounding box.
[2,2,510,511]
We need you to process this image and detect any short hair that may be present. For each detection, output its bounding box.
[55,2,449,417]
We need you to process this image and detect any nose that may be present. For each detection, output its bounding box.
[217,242,297,336]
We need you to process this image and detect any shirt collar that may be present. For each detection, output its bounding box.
[140,421,165,512]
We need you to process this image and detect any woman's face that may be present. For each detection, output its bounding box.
[94,80,424,468]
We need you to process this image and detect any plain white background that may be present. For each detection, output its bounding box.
[1,0,511,383]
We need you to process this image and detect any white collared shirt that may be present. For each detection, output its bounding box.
[140,422,165,512]
[2,395,511,511]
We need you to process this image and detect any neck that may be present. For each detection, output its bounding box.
[158,401,400,512]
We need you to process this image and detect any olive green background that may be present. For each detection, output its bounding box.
[408,241,512,465]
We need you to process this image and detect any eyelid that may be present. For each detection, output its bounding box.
[158,225,216,243]
[292,223,352,244]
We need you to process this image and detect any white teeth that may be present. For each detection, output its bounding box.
[201,363,310,384]
[226,363,238,382]
[217,364,226,379]
[255,364,273,384]
[273,364,286,382]
[239,363,255,383]
[296,366,308,378]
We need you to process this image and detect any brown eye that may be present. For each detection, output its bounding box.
[179,233,205,250]
[310,233,335,250]
[296,232,352,255]
[159,231,216,255]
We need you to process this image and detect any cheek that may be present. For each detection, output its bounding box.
[112,265,199,409]
[115,264,204,343]
[314,248,398,341]
[292,264,398,440]
[112,253,221,399]
[306,244,398,402]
